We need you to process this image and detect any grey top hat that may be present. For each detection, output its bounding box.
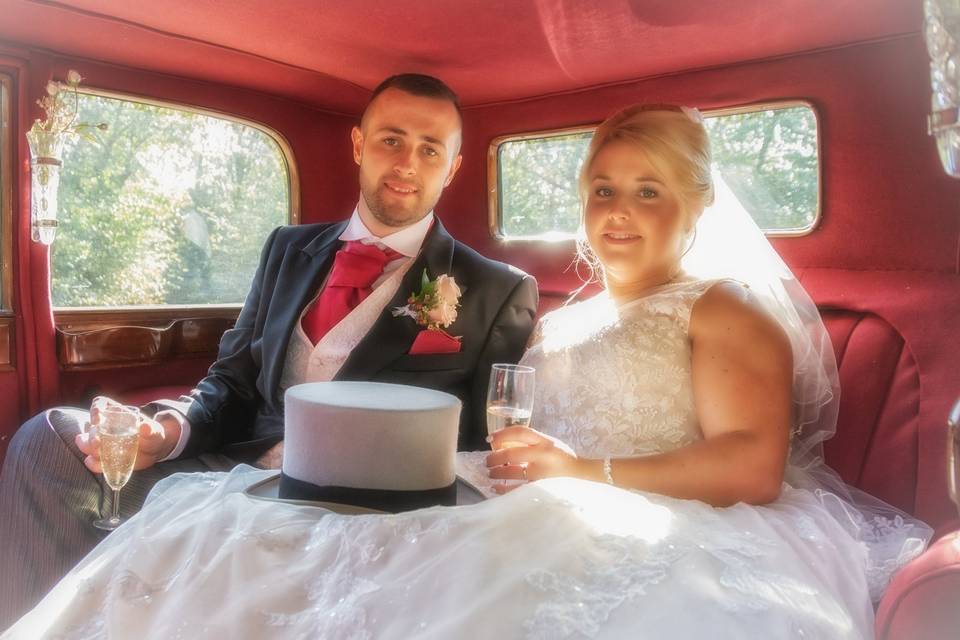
[244,382,483,513]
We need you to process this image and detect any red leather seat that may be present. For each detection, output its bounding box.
[875,529,960,639]
[821,309,922,515]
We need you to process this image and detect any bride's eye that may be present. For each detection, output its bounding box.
[638,186,658,199]
[595,186,614,197]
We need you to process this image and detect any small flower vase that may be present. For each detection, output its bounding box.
[926,0,960,177]
[26,128,65,245]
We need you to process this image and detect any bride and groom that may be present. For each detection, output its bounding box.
[0,75,932,638]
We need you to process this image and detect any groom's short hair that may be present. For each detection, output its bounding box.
[363,74,462,124]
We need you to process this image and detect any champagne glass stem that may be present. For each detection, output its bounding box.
[111,488,121,524]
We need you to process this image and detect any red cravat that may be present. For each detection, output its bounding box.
[301,241,401,345]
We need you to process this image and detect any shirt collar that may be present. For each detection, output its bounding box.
[338,205,434,258]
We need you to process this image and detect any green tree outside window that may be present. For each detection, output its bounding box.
[53,94,290,308]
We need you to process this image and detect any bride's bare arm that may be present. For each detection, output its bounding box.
[487,282,793,507]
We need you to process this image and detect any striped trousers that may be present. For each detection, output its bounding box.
[0,408,236,630]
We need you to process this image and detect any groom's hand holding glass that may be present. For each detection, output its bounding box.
[74,396,182,473]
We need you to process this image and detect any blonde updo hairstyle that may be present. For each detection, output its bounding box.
[575,104,715,282]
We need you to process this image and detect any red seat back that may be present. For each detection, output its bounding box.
[821,310,921,514]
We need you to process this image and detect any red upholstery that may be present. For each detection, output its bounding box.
[875,530,960,640]
[0,0,918,111]
[821,310,921,515]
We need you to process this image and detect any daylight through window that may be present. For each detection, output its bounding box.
[494,104,819,239]
[52,92,293,308]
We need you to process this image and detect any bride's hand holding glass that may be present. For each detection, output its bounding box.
[485,364,535,450]
[485,427,581,494]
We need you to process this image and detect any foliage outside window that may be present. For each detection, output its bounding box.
[495,104,819,238]
[52,92,292,308]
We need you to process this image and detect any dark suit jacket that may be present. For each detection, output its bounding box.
[170,218,538,459]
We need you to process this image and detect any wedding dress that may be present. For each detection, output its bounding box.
[3,277,929,640]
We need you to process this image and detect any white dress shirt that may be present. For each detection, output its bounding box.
[158,206,435,461]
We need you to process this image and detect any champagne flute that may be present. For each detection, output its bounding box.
[92,404,141,531]
[486,364,535,450]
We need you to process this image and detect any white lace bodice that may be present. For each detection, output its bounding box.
[520,277,717,458]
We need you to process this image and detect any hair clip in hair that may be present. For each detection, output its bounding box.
[680,106,704,124]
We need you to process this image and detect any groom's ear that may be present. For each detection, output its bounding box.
[443,154,463,187]
[351,126,364,166]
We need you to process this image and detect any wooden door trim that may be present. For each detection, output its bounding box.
[54,308,238,370]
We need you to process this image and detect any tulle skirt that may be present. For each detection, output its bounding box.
[4,465,893,639]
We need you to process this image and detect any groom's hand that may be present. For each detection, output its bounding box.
[131,413,181,469]
[75,398,182,473]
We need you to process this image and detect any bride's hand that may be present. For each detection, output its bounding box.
[485,427,582,493]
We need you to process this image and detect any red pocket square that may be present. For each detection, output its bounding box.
[409,329,462,354]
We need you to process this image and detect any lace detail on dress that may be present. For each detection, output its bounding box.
[259,519,382,640]
[520,484,857,639]
[812,487,929,602]
[521,277,719,458]
[524,529,687,639]
[255,510,462,637]
[859,514,927,601]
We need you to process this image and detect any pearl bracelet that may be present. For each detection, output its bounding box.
[602,456,614,485]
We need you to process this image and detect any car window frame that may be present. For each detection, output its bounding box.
[49,87,300,369]
[1,72,13,313]
[487,99,822,241]
[52,86,300,314]
[0,71,14,372]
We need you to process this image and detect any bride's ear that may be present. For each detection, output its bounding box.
[684,207,705,234]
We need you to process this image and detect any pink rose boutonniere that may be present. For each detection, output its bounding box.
[393,270,462,330]
[393,270,464,355]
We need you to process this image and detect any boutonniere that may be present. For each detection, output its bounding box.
[392,270,463,331]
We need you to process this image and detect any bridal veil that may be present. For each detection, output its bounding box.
[683,172,931,600]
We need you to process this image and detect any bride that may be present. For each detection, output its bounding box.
[4,105,931,639]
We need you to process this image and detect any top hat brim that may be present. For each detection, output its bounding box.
[243,472,486,514]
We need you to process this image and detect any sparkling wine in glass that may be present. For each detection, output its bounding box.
[92,404,141,531]
[486,364,535,450]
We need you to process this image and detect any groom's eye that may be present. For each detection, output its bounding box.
[383,137,399,147]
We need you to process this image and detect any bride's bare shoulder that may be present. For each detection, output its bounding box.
[689,281,791,358]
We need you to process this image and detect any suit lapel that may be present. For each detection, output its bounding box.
[337,219,456,380]
[262,221,347,396]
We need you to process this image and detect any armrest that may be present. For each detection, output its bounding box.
[116,385,193,407]
[875,529,960,639]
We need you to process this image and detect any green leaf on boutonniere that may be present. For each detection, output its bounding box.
[419,269,436,297]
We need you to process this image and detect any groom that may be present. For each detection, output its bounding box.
[0,73,538,626]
